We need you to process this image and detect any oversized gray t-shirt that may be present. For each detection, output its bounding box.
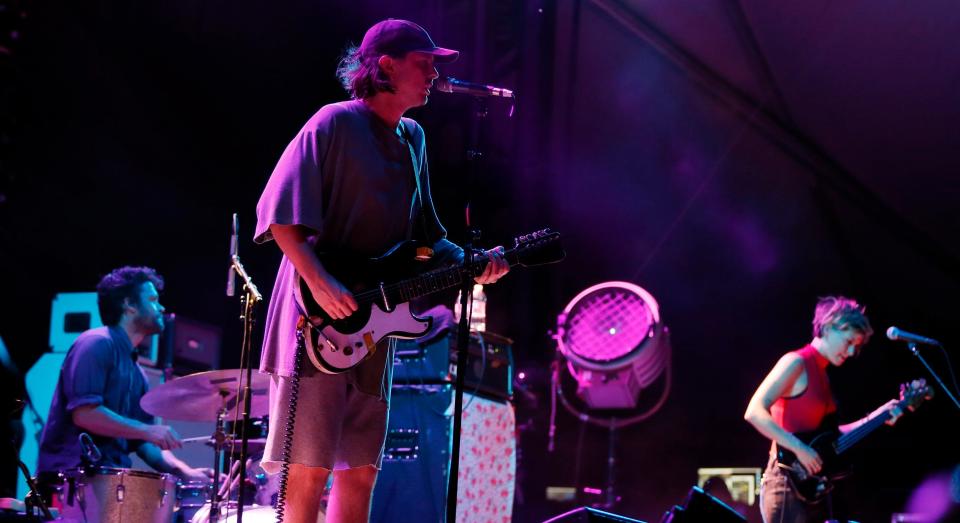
[255,100,461,386]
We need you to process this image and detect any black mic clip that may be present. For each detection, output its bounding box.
[78,432,102,470]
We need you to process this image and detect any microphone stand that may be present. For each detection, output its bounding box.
[906,343,960,411]
[225,214,264,523]
[232,255,263,523]
[8,401,53,520]
[445,96,489,523]
[9,447,53,520]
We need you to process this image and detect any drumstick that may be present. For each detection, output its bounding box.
[181,436,213,444]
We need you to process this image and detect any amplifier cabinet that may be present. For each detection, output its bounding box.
[372,385,517,523]
[393,329,514,402]
[372,384,452,523]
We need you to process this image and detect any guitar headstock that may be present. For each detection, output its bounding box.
[511,228,565,267]
[899,379,934,411]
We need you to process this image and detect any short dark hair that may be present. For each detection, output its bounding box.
[96,266,164,326]
[336,44,396,99]
[811,295,873,342]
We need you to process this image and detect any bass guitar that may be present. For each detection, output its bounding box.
[776,379,933,502]
[296,229,564,374]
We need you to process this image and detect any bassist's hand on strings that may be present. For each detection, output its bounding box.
[795,443,823,476]
[307,274,358,320]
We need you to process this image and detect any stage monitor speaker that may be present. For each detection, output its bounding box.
[661,486,746,523]
[543,506,647,523]
[162,313,223,373]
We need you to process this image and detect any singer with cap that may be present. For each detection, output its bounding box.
[254,18,509,523]
[36,266,213,498]
[744,295,905,522]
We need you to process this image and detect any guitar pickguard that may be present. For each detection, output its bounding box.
[303,303,431,374]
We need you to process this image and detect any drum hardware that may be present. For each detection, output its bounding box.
[208,391,231,523]
[140,369,273,523]
[177,480,213,523]
[180,434,267,447]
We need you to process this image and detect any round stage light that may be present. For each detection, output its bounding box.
[556,281,670,410]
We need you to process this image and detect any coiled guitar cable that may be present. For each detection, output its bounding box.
[275,320,306,522]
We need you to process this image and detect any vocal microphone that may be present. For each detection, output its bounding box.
[226,213,238,297]
[78,432,102,465]
[435,77,514,98]
[886,326,941,347]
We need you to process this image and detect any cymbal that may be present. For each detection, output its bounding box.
[141,369,271,422]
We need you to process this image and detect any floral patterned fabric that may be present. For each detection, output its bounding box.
[457,395,516,523]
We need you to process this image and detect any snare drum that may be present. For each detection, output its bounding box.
[59,467,177,523]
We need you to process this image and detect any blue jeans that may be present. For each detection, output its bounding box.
[759,458,829,523]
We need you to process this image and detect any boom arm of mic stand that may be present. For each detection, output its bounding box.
[231,256,263,302]
[907,343,960,411]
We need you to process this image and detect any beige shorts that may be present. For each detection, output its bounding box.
[260,370,390,474]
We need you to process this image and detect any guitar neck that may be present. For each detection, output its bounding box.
[383,251,520,305]
[833,406,892,456]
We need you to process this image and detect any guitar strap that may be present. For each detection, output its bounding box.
[399,121,431,247]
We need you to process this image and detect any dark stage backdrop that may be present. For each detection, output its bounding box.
[2,1,958,521]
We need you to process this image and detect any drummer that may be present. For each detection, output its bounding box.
[36,266,213,484]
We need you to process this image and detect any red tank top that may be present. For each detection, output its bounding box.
[770,344,836,433]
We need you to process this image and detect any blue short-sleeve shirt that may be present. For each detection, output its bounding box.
[37,326,153,472]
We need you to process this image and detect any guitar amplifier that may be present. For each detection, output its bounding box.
[393,328,514,402]
[372,384,452,523]
[372,385,517,523]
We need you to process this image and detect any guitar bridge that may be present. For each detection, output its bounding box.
[308,327,338,353]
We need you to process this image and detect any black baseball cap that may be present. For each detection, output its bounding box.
[359,19,459,63]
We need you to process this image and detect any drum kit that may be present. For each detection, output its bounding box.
[43,369,318,523]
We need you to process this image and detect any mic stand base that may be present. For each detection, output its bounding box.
[14,459,54,520]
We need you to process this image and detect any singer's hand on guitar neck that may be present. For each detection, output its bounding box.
[475,246,509,285]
